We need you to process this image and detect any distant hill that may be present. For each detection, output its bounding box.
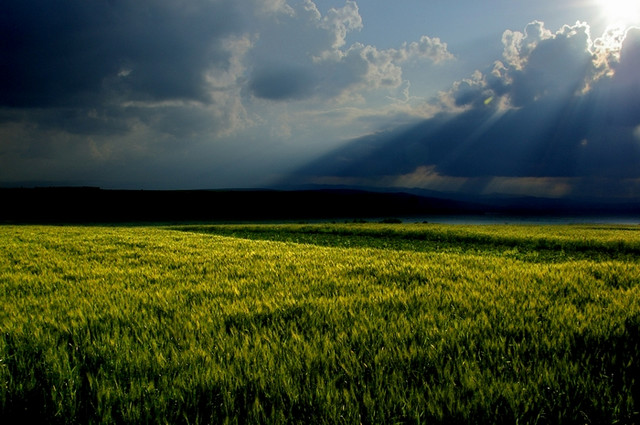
[0,187,466,223]
[2,187,639,223]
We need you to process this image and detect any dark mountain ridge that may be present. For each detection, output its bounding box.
[1,186,638,223]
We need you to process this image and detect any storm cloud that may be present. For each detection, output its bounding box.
[1,0,455,189]
[0,0,243,107]
[1,1,639,195]
[288,23,640,199]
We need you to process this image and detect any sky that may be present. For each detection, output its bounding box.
[1,0,640,200]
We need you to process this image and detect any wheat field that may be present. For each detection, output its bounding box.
[1,223,639,424]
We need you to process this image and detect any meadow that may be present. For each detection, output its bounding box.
[1,222,639,424]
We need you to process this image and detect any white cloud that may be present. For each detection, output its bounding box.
[501,21,553,70]
[320,0,363,49]
[439,20,632,111]
[256,0,295,17]
[400,36,455,64]
[248,0,453,106]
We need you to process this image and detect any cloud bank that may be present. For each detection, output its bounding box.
[1,0,639,198]
[289,23,640,199]
[0,0,454,188]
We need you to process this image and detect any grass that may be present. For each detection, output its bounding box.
[1,223,639,424]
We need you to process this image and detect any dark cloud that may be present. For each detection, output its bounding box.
[0,0,252,182]
[0,0,451,144]
[249,66,316,100]
[287,23,640,199]
[0,0,240,108]
[510,23,594,106]
[2,2,636,195]
[614,28,640,85]
[461,21,597,108]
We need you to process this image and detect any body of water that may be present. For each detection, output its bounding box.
[400,215,640,225]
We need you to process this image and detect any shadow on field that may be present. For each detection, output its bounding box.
[171,224,640,263]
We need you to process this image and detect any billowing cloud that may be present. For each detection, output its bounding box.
[320,0,363,49]
[286,22,640,199]
[0,0,456,188]
[508,22,593,105]
[441,22,640,113]
[440,21,605,110]
[246,0,452,102]
[3,1,637,196]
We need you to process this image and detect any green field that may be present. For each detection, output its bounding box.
[1,223,639,424]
